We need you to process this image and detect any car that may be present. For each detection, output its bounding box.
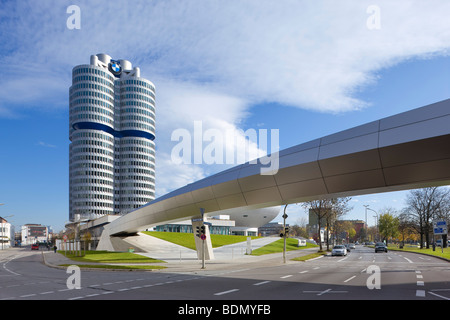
[31,244,39,250]
[349,243,356,250]
[344,244,351,252]
[332,245,347,256]
[375,242,388,253]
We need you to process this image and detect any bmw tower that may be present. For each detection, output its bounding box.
[69,54,156,221]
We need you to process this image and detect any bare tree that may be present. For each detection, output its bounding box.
[404,187,450,249]
[302,197,352,251]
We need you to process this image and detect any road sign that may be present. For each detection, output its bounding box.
[433,221,447,235]
[63,235,68,242]
[200,234,206,241]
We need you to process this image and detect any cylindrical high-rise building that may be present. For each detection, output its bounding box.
[69,54,156,221]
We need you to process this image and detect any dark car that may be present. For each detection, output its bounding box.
[375,242,388,253]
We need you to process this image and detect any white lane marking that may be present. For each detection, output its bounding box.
[214,289,239,296]
[416,290,426,297]
[429,291,450,300]
[253,281,271,286]
[344,276,356,283]
[280,275,293,279]
[318,289,331,296]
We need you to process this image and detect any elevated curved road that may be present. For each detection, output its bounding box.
[103,98,450,238]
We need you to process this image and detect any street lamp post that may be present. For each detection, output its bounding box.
[363,205,377,242]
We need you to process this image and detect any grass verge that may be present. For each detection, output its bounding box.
[387,245,450,260]
[59,264,166,270]
[57,250,167,270]
[251,238,318,256]
[291,251,328,262]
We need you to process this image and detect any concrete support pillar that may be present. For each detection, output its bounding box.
[191,217,214,260]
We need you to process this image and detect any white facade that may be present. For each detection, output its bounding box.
[69,54,156,221]
[0,218,13,249]
[21,224,48,245]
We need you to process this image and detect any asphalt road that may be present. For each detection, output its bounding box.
[1,245,449,302]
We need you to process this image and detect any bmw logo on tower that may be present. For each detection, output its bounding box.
[108,59,122,77]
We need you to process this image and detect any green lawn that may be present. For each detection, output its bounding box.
[388,245,450,260]
[59,263,167,270]
[251,238,318,256]
[142,231,261,250]
[291,251,327,261]
[59,250,165,264]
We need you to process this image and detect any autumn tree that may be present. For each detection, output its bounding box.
[378,210,399,245]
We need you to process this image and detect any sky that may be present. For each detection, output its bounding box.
[0,0,449,231]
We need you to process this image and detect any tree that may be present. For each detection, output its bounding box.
[302,197,352,251]
[378,211,399,244]
[302,199,329,251]
[404,187,450,249]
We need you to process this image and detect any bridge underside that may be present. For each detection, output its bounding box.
[101,98,450,240]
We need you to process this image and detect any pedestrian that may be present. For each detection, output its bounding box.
[53,245,57,253]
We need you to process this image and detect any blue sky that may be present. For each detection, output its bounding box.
[0,1,449,231]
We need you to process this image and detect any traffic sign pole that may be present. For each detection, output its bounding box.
[201,231,206,269]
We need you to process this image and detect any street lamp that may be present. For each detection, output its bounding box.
[364,205,377,241]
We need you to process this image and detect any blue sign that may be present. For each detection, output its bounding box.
[434,221,447,235]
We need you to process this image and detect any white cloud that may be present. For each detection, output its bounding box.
[37,141,57,148]
[2,0,450,196]
[2,1,450,115]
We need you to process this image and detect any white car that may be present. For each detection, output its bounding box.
[332,245,347,256]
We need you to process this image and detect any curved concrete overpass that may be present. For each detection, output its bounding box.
[105,98,450,237]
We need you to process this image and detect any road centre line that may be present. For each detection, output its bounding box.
[280,275,292,279]
[253,281,271,286]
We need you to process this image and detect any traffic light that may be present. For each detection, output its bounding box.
[280,227,289,238]
[196,225,206,238]
[195,226,201,238]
